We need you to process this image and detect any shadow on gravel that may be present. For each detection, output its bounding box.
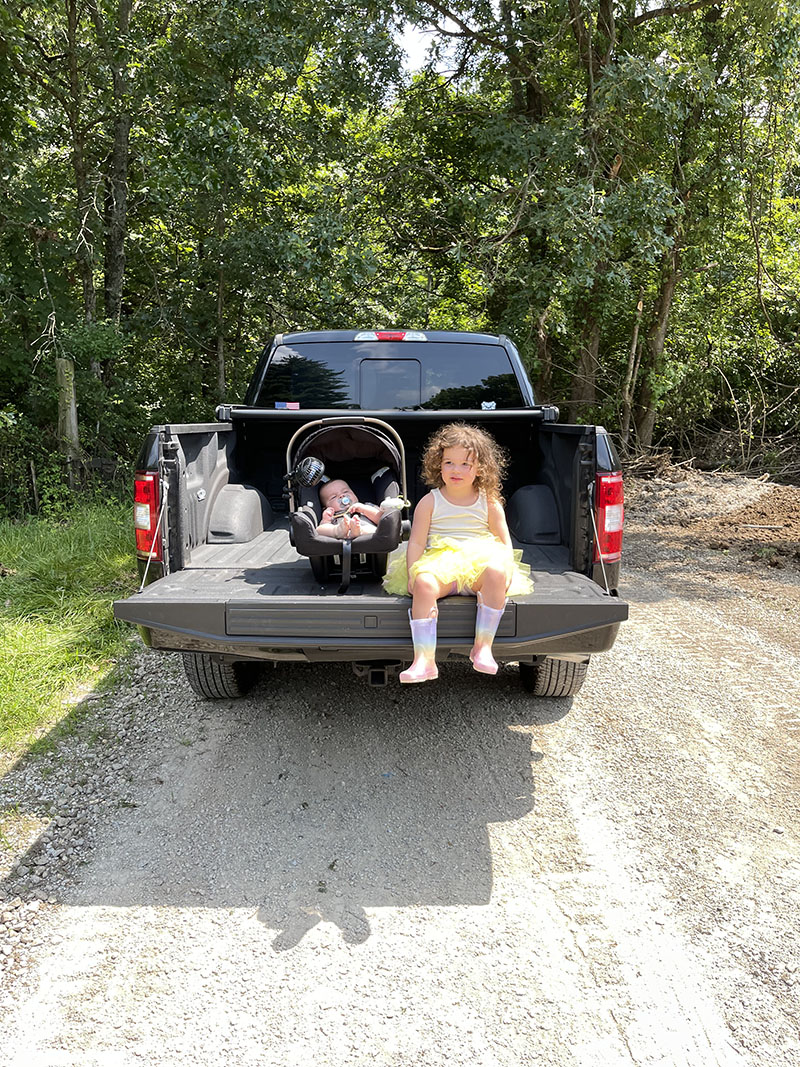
[1,660,572,949]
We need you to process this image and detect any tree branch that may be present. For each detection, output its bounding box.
[633,0,719,26]
[8,46,70,109]
[419,0,535,80]
[567,0,592,70]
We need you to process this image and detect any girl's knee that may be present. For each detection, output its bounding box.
[412,572,440,595]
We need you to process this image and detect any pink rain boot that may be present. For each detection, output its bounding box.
[469,595,505,675]
[399,609,439,683]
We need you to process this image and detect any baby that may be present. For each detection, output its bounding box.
[317,479,384,540]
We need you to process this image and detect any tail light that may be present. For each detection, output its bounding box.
[134,471,163,560]
[594,472,624,562]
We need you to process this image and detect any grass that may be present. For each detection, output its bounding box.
[0,503,137,751]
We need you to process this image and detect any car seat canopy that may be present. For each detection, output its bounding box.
[293,423,401,475]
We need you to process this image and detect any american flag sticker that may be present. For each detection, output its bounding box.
[275,401,300,409]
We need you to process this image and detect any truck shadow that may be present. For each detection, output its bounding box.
[1,662,572,950]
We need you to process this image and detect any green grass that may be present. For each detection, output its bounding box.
[0,503,137,751]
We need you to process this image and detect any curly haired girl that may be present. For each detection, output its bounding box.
[383,422,533,683]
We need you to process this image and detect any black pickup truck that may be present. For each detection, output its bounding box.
[114,330,628,698]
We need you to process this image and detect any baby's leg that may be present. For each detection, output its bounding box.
[316,521,347,539]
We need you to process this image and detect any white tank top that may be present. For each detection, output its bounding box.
[427,488,490,545]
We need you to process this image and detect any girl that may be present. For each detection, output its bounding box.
[383,423,533,683]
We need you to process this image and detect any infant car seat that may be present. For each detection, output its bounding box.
[286,418,408,591]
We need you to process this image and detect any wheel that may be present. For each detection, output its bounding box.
[519,658,589,697]
[182,653,260,699]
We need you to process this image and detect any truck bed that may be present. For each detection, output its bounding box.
[115,519,628,662]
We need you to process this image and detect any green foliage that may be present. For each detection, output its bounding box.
[0,504,136,749]
[1,0,800,488]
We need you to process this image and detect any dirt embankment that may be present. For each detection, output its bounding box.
[627,469,800,571]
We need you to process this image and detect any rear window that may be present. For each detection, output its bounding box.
[253,341,526,410]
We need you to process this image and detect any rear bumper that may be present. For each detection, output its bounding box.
[133,624,622,664]
[114,577,628,665]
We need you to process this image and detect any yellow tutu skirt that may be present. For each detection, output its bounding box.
[382,535,534,597]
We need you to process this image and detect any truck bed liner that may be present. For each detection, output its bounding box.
[115,520,628,656]
[192,518,571,581]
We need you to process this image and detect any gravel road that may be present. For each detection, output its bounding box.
[2,474,799,1066]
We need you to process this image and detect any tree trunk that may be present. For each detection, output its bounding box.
[56,355,81,489]
[534,306,552,401]
[634,245,682,449]
[620,289,644,449]
[216,266,225,401]
[104,111,130,324]
[564,1,618,424]
[231,290,245,399]
[103,0,132,326]
[215,205,226,401]
[66,0,96,323]
[568,308,601,421]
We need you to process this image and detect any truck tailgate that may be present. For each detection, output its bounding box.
[114,525,628,656]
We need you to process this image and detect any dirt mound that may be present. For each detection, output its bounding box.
[626,469,800,572]
[690,486,800,565]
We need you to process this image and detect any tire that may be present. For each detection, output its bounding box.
[519,657,589,697]
[182,653,260,699]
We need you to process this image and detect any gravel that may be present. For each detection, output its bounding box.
[1,470,799,1066]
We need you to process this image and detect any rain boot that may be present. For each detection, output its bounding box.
[469,594,505,675]
[399,609,439,683]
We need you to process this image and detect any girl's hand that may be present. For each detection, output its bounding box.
[322,506,335,522]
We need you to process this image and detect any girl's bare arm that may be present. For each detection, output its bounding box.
[488,498,515,590]
[487,498,512,547]
[405,493,434,586]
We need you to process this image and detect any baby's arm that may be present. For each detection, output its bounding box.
[350,501,383,523]
[315,505,339,538]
